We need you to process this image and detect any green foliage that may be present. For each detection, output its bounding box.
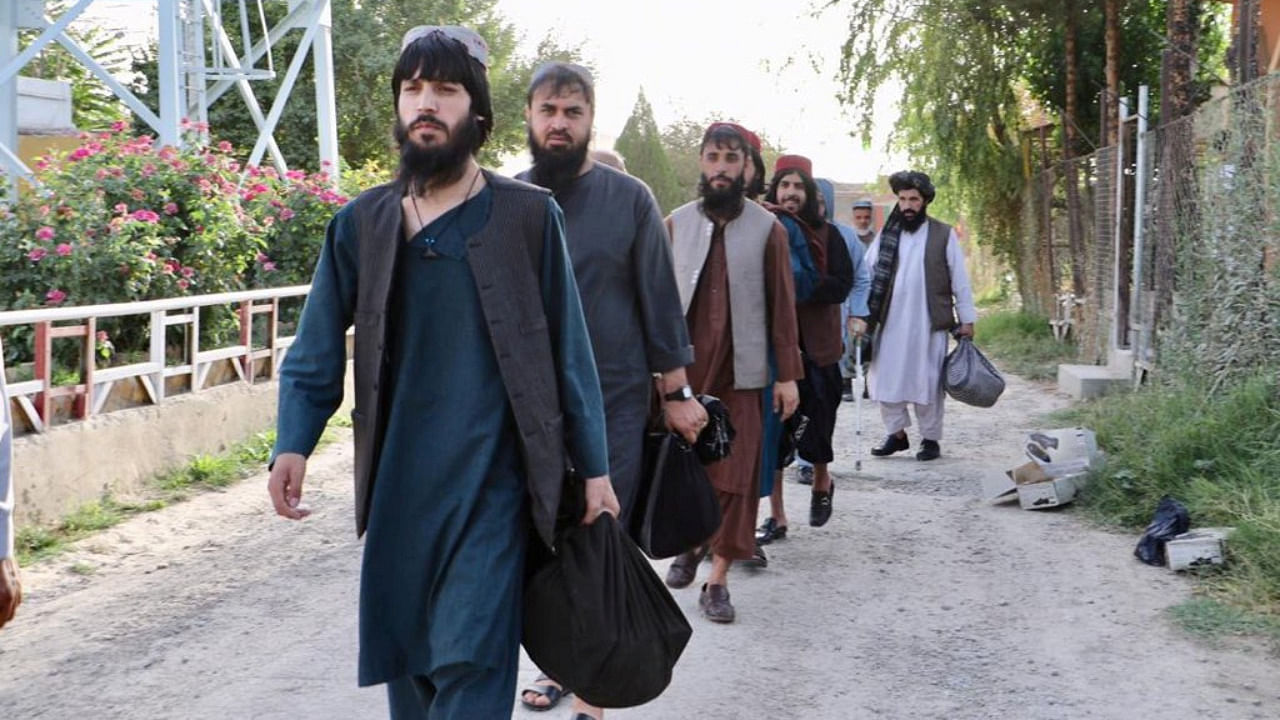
[615,90,683,214]
[19,1,129,131]
[974,310,1078,380]
[1054,374,1280,611]
[1168,597,1280,647]
[129,2,591,173]
[0,123,347,366]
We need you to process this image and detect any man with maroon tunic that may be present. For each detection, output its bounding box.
[662,122,801,623]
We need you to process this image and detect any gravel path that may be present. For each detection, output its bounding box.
[2,373,1277,719]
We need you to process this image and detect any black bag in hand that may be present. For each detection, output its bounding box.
[631,431,723,560]
[523,513,692,708]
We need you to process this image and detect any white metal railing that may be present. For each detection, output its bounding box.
[0,285,312,433]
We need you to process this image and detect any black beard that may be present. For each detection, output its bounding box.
[698,173,746,218]
[527,129,589,196]
[394,113,480,192]
[901,208,928,232]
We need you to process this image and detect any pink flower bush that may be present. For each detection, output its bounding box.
[45,289,66,304]
[27,248,47,262]
[55,243,73,257]
[35,226,55,241]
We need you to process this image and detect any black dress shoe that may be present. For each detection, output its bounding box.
[755,517,788,545]
[870,433,910,456]
[916,439,941,461]
[810,486,833,527]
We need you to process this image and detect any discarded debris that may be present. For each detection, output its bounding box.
[1134,496,1191,566]
[986,428,1100,509]
[1166,527,1235,571]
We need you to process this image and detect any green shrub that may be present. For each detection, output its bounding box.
[974,310,1078,380]
[1057,374,1280,611]
[0,121,349,368]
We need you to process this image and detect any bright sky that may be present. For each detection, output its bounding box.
[74,0,904,184]
[495,0,904,183]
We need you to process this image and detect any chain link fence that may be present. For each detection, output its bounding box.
[1019,74,1280,388]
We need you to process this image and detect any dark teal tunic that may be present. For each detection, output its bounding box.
[273,185,608,688]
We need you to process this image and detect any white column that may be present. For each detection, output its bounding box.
[311,0,340,185]
[0,1,21,196]
[156,0,184,147]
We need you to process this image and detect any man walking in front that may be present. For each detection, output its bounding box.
[663,122,801,623]
[267,27,616,719]
[0,337,21,630]
[517,61,704,720]
[866,171,977,461]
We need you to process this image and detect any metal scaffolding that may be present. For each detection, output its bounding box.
[1,0,339,191]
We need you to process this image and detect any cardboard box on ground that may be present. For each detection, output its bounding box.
[1166,527,1235,571]
[983,428,1099,509]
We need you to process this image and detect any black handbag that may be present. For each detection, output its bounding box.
[523,513,692,708]
[630,431,723,559]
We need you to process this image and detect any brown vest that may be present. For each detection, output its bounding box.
[877,219,957,332]
[350,173,567,549]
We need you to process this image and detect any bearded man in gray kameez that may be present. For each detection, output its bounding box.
[865,171,977,462]
[516,62,705,719]
[267,26,617,720]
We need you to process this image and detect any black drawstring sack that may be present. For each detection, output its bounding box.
[692,394,735,464]
[523,512,692,708]
[776,412,810,470]
[1134,496,1191,566]
[631,431,723,559]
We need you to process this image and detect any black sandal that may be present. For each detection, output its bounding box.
[520,674,570,711]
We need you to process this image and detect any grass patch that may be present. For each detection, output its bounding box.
[15,419,349,566]
[974,310,1078,381]
[1053,374,1280,618]
[1168,597,1280,650]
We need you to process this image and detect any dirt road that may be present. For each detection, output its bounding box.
[1,374,1277,719]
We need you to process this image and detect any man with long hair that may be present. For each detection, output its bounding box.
[267,27,616,718]
[516,61,703,720]
[757,157,855,539]
[662,122,801,623]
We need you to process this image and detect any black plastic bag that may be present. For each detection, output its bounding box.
[631,431,723,559]
[523,513,692,708]
[776,412,810,470]
[693,394,735,464]
[1134,496,1191,566]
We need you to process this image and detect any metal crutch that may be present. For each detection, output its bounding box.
[854,339,864,474]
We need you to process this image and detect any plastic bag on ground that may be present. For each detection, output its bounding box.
[1134,496,1192,566]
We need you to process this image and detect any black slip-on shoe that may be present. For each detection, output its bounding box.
[870,433,910,456]
[916,439,941,461]
[755,517,788,545]
[810,486,834,527]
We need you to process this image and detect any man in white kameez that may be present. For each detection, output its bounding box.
[864,171,976,461]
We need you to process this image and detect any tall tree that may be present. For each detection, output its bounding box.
[1104,0,1121,146]
[1152,0,1202,328]
[1063,0,1087,296]
[615,89,682,213]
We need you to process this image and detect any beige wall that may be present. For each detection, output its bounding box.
[11,365,354,526]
